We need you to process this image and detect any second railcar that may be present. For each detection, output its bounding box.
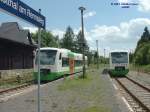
[109,51,129,77]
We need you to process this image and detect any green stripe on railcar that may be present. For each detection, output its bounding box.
[34,71,69,81]
[34,66,83,81]
[109,69,129,77]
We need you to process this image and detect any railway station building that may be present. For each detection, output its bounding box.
[0,22,36,79]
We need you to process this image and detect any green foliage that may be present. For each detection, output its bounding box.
[134,27,150,65]
[134,43,150,65]
[75,30,89,54]
[60,26,75,51]
[31,30,59,47]
[60,27,89,53]
[94,52,98,64]
[87,51,93,65]
[129,53,134,63]
[31,26,94,65]
[140,27,150,42]
[99,56,109,64]
[82,106,111,112]
[60,26,92,65]
[130,64,150,73]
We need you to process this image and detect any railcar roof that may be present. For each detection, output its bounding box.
[39,47,87,59]
[110,50,128,53]
[40,47,60,50]
[40,47,71,52]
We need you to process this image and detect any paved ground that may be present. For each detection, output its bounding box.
[0,68,130,112]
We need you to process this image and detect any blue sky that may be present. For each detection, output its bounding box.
[1,0,150,56]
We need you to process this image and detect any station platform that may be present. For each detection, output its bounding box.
[0,68,131,112]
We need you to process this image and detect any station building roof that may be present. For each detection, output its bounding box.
[0,22,36,47]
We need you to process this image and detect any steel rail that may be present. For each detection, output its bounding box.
[126,76,150,92]
[0,70,89,95]
[0,81,33,95]
[115,78,150,112]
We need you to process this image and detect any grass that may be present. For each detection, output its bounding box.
[82,106,111,112]
[67,106,111,112]
[0,75,34,89]
[130,64,150,74]
[88,64,109,70]
[57,73,93,91]
[57,68,114,112]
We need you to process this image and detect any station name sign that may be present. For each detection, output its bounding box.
[0,0,45,29]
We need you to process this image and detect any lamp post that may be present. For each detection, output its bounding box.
[38,8,41,112]
[79,6,86,78]
[104,48,106,67]
[96,40,99,69]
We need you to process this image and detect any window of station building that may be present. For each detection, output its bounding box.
[62,58,69,67]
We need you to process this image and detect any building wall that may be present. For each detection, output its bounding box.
[0,39,35,70]
[0,69,33,81]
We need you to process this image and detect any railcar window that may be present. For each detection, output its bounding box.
[75,60,83,66]
[59,53,62,60]
[111,52,128,64]
[35,50,57,65]
[62,58,69,67]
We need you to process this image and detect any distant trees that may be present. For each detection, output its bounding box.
[140,27,150,42]
[31,26,98,65]
[59,26,90,55]
[133,27,150,65]
[94,51,98,64]
[75,30,89,53]
[60,26,75,51]
[31,30,59,47]
[31,26,90,53]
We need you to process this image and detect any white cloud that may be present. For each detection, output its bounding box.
[138,0,150,12]
[51,29,65,39]
[117,0,150,13]
[24,18,150,56]
[83,11,96,19]
[24,27,38,33]
[84,18,150,55]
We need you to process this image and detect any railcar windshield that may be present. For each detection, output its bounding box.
[111,52,128,64]
[36,50,57,65]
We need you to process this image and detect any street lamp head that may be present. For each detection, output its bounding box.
[79,6,86,11]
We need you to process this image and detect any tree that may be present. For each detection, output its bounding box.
[60,26,75,51]
[31,30,59,47]
[129,52,134,63]
[75,30,89,54]
[133,27,150,65]
[141,27,150,41]
[134,43,150,65]
[94,51,98,64]
[137,27,150,47]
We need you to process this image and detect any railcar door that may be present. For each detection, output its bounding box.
[69,58,74,77]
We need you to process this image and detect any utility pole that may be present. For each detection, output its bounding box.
[38,9,41,112]
[104,48,106,67]
[79,6,86,78]
[96,40,99,69]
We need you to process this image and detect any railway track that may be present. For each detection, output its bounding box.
[0,82,33,95]
[115,77,150,112]
[0,70,85,98]
[0,80,36,103]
